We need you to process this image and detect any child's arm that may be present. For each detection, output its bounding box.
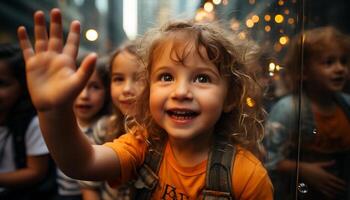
[17,8,120,181]
[277,159,346,198]
[0,155,48,188]
[81,188,101,200]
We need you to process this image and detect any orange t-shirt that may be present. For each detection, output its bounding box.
[104,132,273,200]
[311,106,350,153]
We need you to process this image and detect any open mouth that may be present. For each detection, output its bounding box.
[166,109,200,120]
[331,77,346,85]
[119,99,135,105]
[76,105,92,110]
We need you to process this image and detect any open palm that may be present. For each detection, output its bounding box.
[17,9,96,112]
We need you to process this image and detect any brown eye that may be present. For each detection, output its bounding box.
[160,73,173,82]
[112,75,124,82]
[194,74,210,83]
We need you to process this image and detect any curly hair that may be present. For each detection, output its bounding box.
[131,21,265,157]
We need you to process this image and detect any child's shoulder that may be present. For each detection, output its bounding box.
[340,92,350,103]
[232,145,272,198]
[235,145,263,167]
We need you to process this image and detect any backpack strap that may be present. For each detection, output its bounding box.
[202,135,236,200]
[134,136,167,200]
[10,112,35,169]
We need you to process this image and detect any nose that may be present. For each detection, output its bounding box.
[122,79,135,96]
[78,87,89,99]
[171,79,193,101]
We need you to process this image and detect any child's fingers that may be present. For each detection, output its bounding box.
[34,10,48,53]
[17,26,34,62]
[63,20,80,59]
[76,53,97,85]
[48,8,63,52]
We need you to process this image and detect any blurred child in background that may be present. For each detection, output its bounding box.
[79,43,145,200]
[265,26,350,200]
[0,43,53,200]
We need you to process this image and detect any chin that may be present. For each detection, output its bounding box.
[167,130,203,141]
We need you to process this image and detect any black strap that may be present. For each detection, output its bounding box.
[202,136,236,200]
[135,135,236,200]
[10,112,35,168]
[134,136,166,200]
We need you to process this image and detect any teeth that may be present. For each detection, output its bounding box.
[172,115,193,120]
[167,110,198,120]
[173,111,192,115]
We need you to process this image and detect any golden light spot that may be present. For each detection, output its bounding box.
[278,0,284,6]
[195,9,206,21]
[213,0,222,5]
[246,19,254,28]
[249,0,256,5]
[246,97,256,108]
[238,32,246,40]
[252,15,260,23]
[276,64,283,71]
[195,8,215,22]
[85,29,98,41]
[264,14,271,22]
[269,62,276,72]
[230,20,240,31]
[275,14,284,23]
[288,18,295,24]
[204,2,214,12]
[279,36,288,45]
[264,25,271,32]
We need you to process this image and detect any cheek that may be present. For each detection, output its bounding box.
[0,85,21,107]
[149,86,163,119]
[111,85,121,101]
[135,82,145,97]
[200,87,226,111]
[95,92,106,107]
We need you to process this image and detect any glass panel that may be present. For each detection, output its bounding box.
[296,1,350,200]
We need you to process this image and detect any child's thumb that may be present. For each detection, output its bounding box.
[77,53,97,84]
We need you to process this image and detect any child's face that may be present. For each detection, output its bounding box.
[149,39,230,141]
[74,70,106,126]
[306,47,348,93]
[0,61,21,119]
[111,51,144,116]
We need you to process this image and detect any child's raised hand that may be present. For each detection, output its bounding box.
[300,161,346,198]
[17,8,96,112]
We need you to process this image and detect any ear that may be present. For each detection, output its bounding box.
[223,91,237,113]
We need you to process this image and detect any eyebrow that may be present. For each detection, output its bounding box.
[111,72,124,76]
[152,64,221,77]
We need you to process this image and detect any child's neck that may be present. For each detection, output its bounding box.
[77,118,95,129]
[0,112,8,126]
[306,89,337,114]
[168,133,212,167]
